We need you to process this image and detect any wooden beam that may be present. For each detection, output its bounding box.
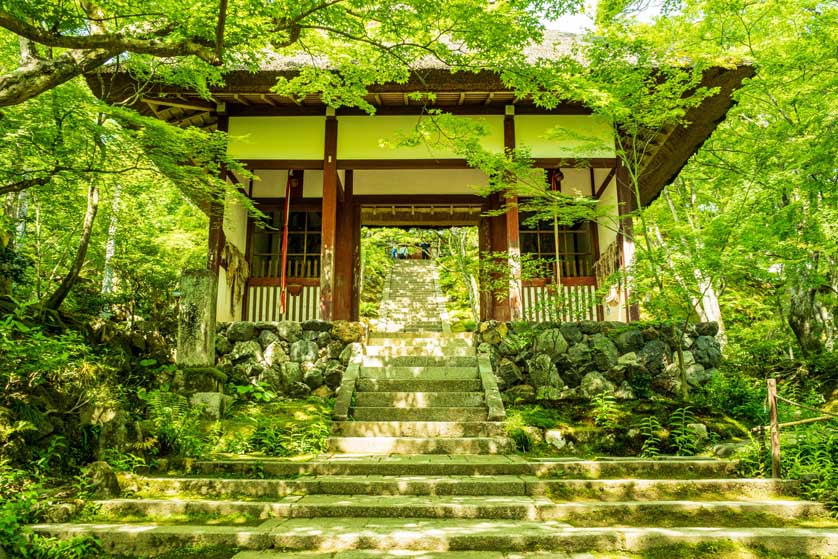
[351,198,362,321]
[595,167,617,199]
[354,194,483,205]
[143,97,215,112]
[225,102,592,117]
[534,157,618,169]
[320,114,339,320]
[478,211,493,321]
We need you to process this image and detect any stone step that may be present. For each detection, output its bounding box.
[362,338,473,348]
[363,356,477,367]
[356,378,484,392]
[350,407,488,422]
[359,367,479,380]
[332,421,506,438]
[190,457,741,478]
[354,392,485,408]
[123,475,800,501]
[31,521,838,557]
[368,332,473,340]
[90,496,828,525]
[364,346,474,357]
[327,436,514,454]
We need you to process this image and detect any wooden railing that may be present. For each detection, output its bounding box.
[521,277,598,322]
[593,239,622,289]
[245,278,320,322]
[752,378,838,478]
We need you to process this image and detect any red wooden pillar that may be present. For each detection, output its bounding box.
[320,111,338,320]
[334,169,354,320]
[504,107,523,320]
[351,190,362,322]
[478,210,494,321]
[489,192,510,321]
[615,157,640,322]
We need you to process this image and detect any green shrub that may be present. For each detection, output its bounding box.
[138,389,206,457]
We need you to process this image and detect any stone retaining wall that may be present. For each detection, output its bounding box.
[475,320,722,403]
[212,320,365,399]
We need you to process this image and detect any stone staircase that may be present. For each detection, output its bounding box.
[28,278,838,557]
[32,455,838,557]
[377,259,450,333]
[329,331,514,454]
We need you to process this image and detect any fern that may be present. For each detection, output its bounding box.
[592,393,620,430]
[138,389,206,457]
[638,416,662,458]
[669,406,699,456]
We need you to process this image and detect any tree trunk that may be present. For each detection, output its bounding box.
[786,267,825,356]
[101,184,121,296]
[44,183,99,311]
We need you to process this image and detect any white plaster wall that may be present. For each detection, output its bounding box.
[596,177,619,254]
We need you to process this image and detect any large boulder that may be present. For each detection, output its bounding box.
[85,461,121,499]
[505,384,536,404]
[324,362,344,388]
[590,334,619,370]
[258,329,281,349]
[190,392,233,420]
[227,322,258,342]
[479,320,508,344]
[302,319,332,332]
[498,334,527,358]
[275,321,303,342]
[528,353,566,392]
[638,340,670,375]
[614,329,645,354]
[280,362,304,390]
[580,371,616,399]
[495,358,523,390]
[559,324,583,344]
[693,336,722,368]
[303,368,324,390]
[290,340,319,363]
[214,334,231,356]
[695,322,719,337]
[533,329,569,360]
[262,341,289,368]
[332,321,365,343]
[228,340,263,364]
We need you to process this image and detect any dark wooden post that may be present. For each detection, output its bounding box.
[615,157,640,322]
[504,106,523,320]
[478,212,494,321]
[334,169,354,320]
[767,378,782,478]
[351,193,362,321]
[489,192,510,321]
[207,114,229,276]
[320,110,338,320]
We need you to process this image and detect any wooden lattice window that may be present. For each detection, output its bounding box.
[519,218,594,278]
[250,210,322,279]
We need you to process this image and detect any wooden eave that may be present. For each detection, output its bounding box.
[86,63,753,206]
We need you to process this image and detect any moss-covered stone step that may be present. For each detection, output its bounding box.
[332,421,506,438]
[327,436,515,455]
[359,367,479,380]
[188,457,740,479]
[89,495,830,525]
[122,475,798,501]
[350,407,488,422]
[364,348,474,358]
[355,379,484,392]
[368,332,474,340]
[362,356,478,368]
[30,520,838,557]
[354,392,485,408]
[364,338,473,348]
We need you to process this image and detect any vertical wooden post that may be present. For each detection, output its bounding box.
[767,378,782,478]
[320,111,338,320]
[504,106,523,321]
[589,168,605,321]
[489,193,510,321]
[351,191,362,322]
[478,213,494,321]
[334,169,354,320]
[207,114,229,276]
[615,158,640,322]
